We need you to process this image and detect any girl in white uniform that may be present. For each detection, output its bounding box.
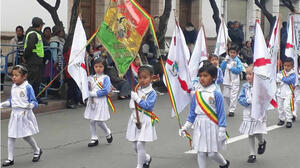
[0,65,42,167]
[238,65,267,163]
[84,57,113,147]
[126,65,158,168]
[180,61,230,168]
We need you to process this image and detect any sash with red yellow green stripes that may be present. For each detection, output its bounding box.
[94,77,116,113]
[134,84,159,126]
[195,91,229,138]
[281,70,295,111]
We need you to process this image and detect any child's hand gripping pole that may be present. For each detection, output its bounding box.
[129,65,141,129]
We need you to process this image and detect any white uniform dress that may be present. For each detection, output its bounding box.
[84,74,110,121]
[238,83,267,135]
[187,84,226,152]
[7,81,39,138]
[126,84,157,142]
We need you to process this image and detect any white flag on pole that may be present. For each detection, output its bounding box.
[164,24,193,117]
[68,17,89,102]
[214,18,229,57]
[189,26,208,80]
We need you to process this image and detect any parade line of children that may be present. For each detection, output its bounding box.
[1,45,299,168]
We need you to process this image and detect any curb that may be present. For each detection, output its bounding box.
[1,100,67,120]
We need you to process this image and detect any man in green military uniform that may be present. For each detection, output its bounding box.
[24,17,47,104]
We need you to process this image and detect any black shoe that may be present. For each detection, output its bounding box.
[66,104,77,109]
[106,134,113,144]
[247,155,256,163]
[258,140,266,155]
[2,160,14,167]
[32,149,43,162]
[228,112,234,117]
[292,116,296,122]
[277,120,285,126]
[219,160,230,168]
[143,157,152,168]
[88,139,99,147]
[286,122,292,128]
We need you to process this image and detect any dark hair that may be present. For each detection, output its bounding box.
[16,26,24,32]
[198,60,218,79]
[228,44,239,52]
[92,57,108,74]
[138,64,154,76]
[284,57,294,65]
[12,65,28,76]
[43,27,51,33]
[209,54,218,60]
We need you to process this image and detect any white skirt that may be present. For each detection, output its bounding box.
[8,108,39,138]
[84,97,110,121]
[239,120,267,135]
[192,115,225,152]
[126,112,157,142]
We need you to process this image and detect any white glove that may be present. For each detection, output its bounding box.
[179,121,192,137]
[225,55,230,62]
[131,91,141,103]
[218,127,227,142]
[226,63,233,70]
[26,103,35,110]
[0,101,10,108]
[277,73,283,82]
[129,99,135,110]
[246,89,252,104]
[89,91,97,97]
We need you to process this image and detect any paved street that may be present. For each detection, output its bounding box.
[1,94,300,168]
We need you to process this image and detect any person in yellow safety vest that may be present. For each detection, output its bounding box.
[24,17,47,104]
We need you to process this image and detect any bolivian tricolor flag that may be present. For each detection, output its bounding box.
[97,0,157,76]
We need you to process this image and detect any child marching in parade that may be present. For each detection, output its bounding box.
[126,65,158,168]
[220,45,242,117]
[0,65,42,167]
[209,54,223,91]
[84,57,113,147]
[179,61,230,168]
[238,65,267,163]
[276,57,296,128]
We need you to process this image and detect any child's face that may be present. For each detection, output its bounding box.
[199,71,215,87]
[284,62,294,72]
[12,70,26,85]
[210,57,219,66]
[94,62,104,74]
[138,70,152,87]
[228,50,238,59]
[246,69,254,84]
[133,58,140,66]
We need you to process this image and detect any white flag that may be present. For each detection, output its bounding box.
[251,21,273,121]
[214,19,229,57]
[267,16,280,108]
[189,26,208,80]
[68,17,89,102]
[164,24,193,117]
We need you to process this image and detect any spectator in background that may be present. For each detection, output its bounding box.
[280,21,288,63]
[240,41,253,65]
[24,17,46,104]
[183,22,198,53]
[10,26,25,66]
[141,34,157,65]
[228,21,244,49]
[43,27,51,44]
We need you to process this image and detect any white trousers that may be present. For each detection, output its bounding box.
[197,152,227,168]
[89,120,111,140]
[277,96,293,122]
[248,134,264,155]
[7,136,40,160]
[133,141,150,168]
[223,84,239,113]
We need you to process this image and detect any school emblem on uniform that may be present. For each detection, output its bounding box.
[20,91,25,97]
[208,96,215,106]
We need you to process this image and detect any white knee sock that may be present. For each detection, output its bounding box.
[136,141,149,168]
[90,120,98,140]
[255,134,264,144]
[23,136,40,154]
[97,121,111,136]
[8,138,16,160]
[208,152,227,166]
[248,135,256,155]
[197,152,207,168]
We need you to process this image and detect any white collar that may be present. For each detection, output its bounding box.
[12,80,28,89]
[138,84,153,94]
[198,84,216,92]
